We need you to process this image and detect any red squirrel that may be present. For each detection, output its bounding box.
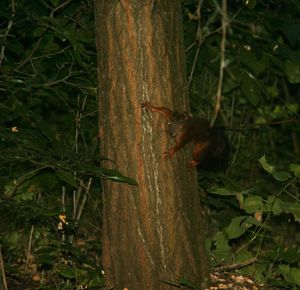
[142,102,229,169]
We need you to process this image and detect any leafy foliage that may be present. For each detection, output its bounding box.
[183,1,300,288]
[0,0,299,289]
[0,0,134,288]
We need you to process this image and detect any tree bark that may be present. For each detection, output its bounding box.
[94,1,210,289]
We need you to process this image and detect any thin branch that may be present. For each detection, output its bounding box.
[0,247,8,290]
[49,0,72,19]
[62,186,66,213]
[187,45,201,89]
[25,225,35,273]
[73,183,83,219]
[213,257,257,272]
[14,36,43,72]
[0,0,15,68]
[187,0,203,89]
[224,117,299,131]
[211,0,227,126]
[76,178,92,221]
[61,186,66,242]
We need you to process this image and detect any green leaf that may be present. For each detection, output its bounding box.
[290,163,300,177]
[281,248,299,264]
[235,249,253,263]
[272,170,292,182]
[225,216,257,240]
[267,196,300,222]
[258,155,274,174]
[49,0,60,6]
[279,200,300,223]
[225,216,247,239]
[240,51,267,75]
[207,187,234,196]
[243,196,265,213]
[278,265,300,285]
[281,21,300,48]
[88,271,105,287]
[266,196,282,215]
[57,265,77,279]
[83,167,137,186]
[241,72,261,106]
[246,0,256,9]
[35,172,57,190]
[259,155,291,181]
[55,169,76,187]
[286,61,300,84]
[211,232,231,262]
[38,254,55,266]
[290,268,300,285]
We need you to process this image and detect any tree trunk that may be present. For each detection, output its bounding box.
[94,1,210,289]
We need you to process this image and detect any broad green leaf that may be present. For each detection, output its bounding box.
[235,249,253,263]
[258,155,274,174]
[290,268,300,285]
[267,196,300,222]
[241,72,261,106]
[225,216,258,240]
[266,196,282,215]
[207,187,234,196]
[281,248,299,264]
[246,0,256,9]
[83,167,137,186]
[278,264,290,275]
[243,196,265,213]
[286,61,300,84]
[225,216,247,239]
[290,163,300,177]
[278,265,300,285]
[211,232,231,262]
[222,78,239,93]
[88,272,105,287]
[57,265,77,279]
[281,21,300,48]
[279,200,300,223]
[259,156,291,181]
[272,170,291,181]
[237,263,267,283]
[178,279,195,288]
[35,172,57,190]
[38,254,55,266]
[286,103,299,113]
[50,0,60,6]
[240,51,267,75]
[55,169,76,187]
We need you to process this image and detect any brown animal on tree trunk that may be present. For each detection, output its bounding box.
[142,102,229,170]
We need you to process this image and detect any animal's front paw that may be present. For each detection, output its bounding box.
[163,148,175,160]
[187,159,199,168]
[141,102,151,110]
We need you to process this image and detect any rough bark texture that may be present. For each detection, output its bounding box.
[94,1,210,289]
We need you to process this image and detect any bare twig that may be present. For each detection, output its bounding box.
[0,247,8,290]
[61,186,66,242]
[224,117,299,131]
[211,0,228,126]
[45,54,77,86]
[0,0,15,68]
[187,0,203,89]
[69,178,92,244]
[14,36,43,72]
[25,225,35,272]
[213,257,257,272]
[76,178,92,221]
[49,0,72,19]
[62,186,66,213]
